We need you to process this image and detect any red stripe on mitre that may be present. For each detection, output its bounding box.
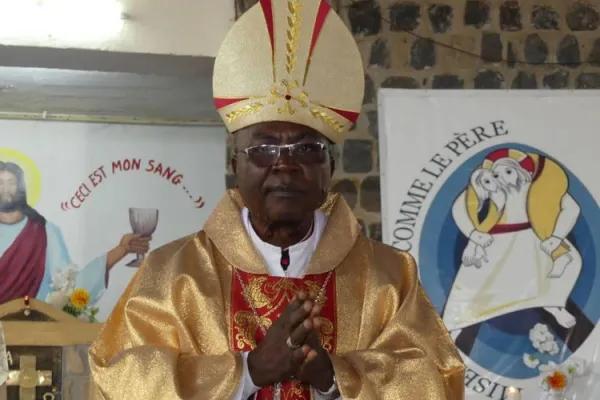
[259,0,275,55]
[485,148,509,163]
[322,105,360,123]
[214,97,249,110]
[308,1,331,59]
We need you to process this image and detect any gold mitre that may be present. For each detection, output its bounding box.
[213,0,365,143]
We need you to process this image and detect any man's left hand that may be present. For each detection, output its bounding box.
[298,326,335,392]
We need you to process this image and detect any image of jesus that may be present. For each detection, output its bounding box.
[443,148,582,340]
[0,161,151,306]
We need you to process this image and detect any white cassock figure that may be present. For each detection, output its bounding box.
[444,148,582,340]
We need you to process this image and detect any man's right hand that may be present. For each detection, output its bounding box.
[247,292,321,387]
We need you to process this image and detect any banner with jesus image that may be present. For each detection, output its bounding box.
[379,90,600,399]
[0,119,225,321]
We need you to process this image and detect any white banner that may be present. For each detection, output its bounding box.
[379,90,600,399]
[0,119,225,321]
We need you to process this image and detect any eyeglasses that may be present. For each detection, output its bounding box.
[234,142,328,167]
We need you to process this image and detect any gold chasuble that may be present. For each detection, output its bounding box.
[89,190,465,400]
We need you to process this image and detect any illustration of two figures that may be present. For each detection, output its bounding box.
[0,161,151,310]
[444,148,582,339]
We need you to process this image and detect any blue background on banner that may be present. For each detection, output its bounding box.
[420,142,600,379]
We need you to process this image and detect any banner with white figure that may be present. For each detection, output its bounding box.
[0,119,225,321]
[379,90,600,399]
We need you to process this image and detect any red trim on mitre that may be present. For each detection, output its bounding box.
[259,0,275,56]
[308,1,331,60]
[485,148,535,173]
[214,97,249,110]
[323,105,360,123]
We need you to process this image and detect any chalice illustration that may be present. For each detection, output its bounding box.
[126,207,159,268]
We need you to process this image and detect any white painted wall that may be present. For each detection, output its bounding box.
[0,0,235,57]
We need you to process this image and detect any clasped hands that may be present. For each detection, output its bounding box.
[463,231,493,268]
[247,291,335,392]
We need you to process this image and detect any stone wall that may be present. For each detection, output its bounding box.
[232,0,600,240]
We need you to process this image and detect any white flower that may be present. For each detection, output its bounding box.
[49,266,79,293]
[530,323,551,343]
[46,291,70,309]
[539,361,560,373]
[523,353,540,369]
[538,358,591,396]
[538,362,570,393]
[564,357,589,377]
[529,323,560,355]
[46,265,80,309]
[540,340,560,355]
[540,376,550,392]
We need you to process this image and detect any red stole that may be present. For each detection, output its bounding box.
[231,269,337,400]
[0,219,47,303]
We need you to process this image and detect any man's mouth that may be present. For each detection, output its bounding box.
[270,191,301,198]
[266,185,304,198]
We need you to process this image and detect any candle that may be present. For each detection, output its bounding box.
[506,387,521,400]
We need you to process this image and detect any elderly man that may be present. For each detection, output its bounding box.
[88,0,464,399]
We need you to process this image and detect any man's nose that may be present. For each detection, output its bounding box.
[273,148,297,168]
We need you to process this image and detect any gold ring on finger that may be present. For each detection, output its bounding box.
[286,336,301,349]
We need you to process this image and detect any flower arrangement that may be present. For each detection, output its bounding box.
[530,323,559,355]
[522,323,590,399]
[46,266,99,322]
[537,359,588,399]
[62,288,100,323]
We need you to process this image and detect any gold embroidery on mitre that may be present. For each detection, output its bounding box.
[285,0,303,75]
[225,102,264,123]
[233,311,272,348]
[310,107,345,133]
[269,79,309,115]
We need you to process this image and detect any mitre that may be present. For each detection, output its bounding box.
[213,0,364,143]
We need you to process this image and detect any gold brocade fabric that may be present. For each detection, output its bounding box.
[88,190,465,400]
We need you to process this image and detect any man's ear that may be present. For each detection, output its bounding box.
[329,151,335,177]
[231,157,237,175]
[228,132,238,175]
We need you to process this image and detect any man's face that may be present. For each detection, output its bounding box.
[0,170,18,207]
[232,122,332,224]
[493,164,519,189]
